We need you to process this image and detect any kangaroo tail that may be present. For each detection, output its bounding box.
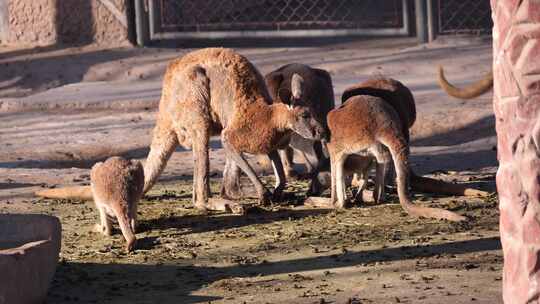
[112,203,136,252]
[143,118,178,193]
[410,170,490,197]
[383,137,467,222]
[438,65,493,99]
[35,186,93,200]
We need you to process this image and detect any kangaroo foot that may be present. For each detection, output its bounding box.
[207,198,245,214]
[220,183,245,200]
[257,191,273,206]
[304,196,333,208]
[285,169,300,180]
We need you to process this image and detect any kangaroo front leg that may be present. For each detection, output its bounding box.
[222,137,271,205]
[268,150,286,201]
[352,172,367,203]
[307,141,329,196]
[279,147,297,178]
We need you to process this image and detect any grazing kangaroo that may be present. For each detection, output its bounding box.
[324,95,466,221]
[36,157,143,251]
[308,77,487,209]
[314,77,488,200]
[438,66,493,99]
[91,157,143,252]
[266,63,335,177]
[221,63,335,199]
[37,48,325,212]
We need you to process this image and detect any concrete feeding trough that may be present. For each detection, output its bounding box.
[0,214,62,304]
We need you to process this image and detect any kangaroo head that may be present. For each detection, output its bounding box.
[279,74,326,141]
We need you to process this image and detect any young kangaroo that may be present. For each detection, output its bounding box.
[221,63,334,199]
[37,48,325,211]
[91,157,143,252]
[322,95,466,221]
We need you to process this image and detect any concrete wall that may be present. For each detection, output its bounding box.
[2,0,130,47]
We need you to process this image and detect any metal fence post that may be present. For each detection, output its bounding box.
[135,0,150,47]
[415,0,428,43]
[426,0,437,42]
[0,0,8,44]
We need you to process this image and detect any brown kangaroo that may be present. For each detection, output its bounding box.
[221,63,335,199]
[91,157,143,252]
[266,63,335,177]
[324,95,466,221]
[438,66,493,99]
[38,157,143,251]
[342,77,489,198]
[36,48,325,212]
[310,77,488,202]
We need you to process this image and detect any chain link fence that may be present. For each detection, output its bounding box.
[437,0,492,35]
[149,0,407,39]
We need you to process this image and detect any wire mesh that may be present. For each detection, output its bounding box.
[158,0,404,33]
[438,0,492,35]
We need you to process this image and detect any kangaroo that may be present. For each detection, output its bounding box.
[91,157,143,252]
[438,66,493,99]
[332,77,488,199]
[266,63,335,177]
[36,48,325,212]
[311,151,383,205]
[324,95,466,221]
[221,63,334,199]
[37,156,142,252]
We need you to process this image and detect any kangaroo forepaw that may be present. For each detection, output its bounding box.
[258,191,273,206]
[272,185,285,202]
[285,169,299,180]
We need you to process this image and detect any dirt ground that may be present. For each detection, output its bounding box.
[0,37,501,303]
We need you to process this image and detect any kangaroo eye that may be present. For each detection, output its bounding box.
[301,112,310,119]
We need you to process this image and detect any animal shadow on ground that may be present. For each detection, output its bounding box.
[47,237,501,303]
[138,208,332,236]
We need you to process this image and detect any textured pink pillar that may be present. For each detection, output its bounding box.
[493,1,540,302]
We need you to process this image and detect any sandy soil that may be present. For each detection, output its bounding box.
[0,37,501,303]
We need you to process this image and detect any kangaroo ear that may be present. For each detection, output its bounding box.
[291,73,304,100]
[264,71,284,101]
[278,88,292,105]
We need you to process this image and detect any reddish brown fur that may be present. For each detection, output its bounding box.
[144,48,325,208]
[340,77,489,198]
[91,157,144,252]
[438,66,493,99]
[265,63,334,177]
[342,77,416,142]
[35,49,325,210]
[325,95,466,222]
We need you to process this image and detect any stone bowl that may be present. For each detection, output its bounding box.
[0,214,61,304]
